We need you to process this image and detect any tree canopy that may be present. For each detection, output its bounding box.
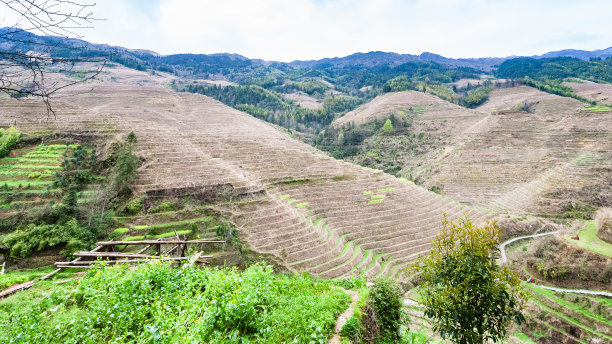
[413,215,528,344]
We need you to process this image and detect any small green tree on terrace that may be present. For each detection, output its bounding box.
[383,119,394,134]
[111,132,140,196]
[413,215,527,344]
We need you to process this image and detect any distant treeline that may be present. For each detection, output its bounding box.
[496,56,612,83]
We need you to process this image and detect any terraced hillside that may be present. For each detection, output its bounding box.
[425,86,612,215]
[564,79,612,105]
[0,73,485,280]
[0,144,67,216]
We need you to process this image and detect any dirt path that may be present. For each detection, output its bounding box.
[329,288,359,344]
[537,285,612,298]
[500,230,558,263]
[500,231,612,297]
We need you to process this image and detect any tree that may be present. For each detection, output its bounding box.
[383,119,394,134]
[0,1,102,117]
[111,134,140,196]
[413,215,527,344]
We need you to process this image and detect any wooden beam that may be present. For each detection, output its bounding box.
[73,252,156,258]
[183,251,204,269]
[41,243,106,280]
[55,256,212,266]
[96,240,224,246]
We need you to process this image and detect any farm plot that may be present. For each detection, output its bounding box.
[0,144,67,213]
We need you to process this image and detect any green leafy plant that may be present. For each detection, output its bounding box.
[413,215,528,344]
[0,126,20,158]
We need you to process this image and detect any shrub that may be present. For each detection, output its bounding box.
[596,208,612,243]
[149,201,179,214]
[342,279,406,344]
[0,126,20,158]
[121,198,144,216]
[368,279,405,342]
[383,119,394,134]
[2,218,97,258]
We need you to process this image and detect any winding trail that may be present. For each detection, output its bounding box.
[500,231,558,263]
[329,288,359,344]
[538,285,612,298]
[500,230,612,297]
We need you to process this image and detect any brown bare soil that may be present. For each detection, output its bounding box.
[334,90,486,129]
[282,92,323,109]
[563,80,612,105]
[425,86,611,216]
[0,70,484,280]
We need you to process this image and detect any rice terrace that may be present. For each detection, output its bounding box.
[0,1,611,343]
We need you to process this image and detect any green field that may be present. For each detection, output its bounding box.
[566,221,612,257]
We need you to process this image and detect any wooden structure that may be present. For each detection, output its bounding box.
[53,239,223,269]
[0,238,223,299]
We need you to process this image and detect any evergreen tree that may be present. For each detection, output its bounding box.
[383,119,394,134]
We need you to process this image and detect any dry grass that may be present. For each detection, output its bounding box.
[596,208,612,243]
[282,92,323,109]
[563,80,612,105]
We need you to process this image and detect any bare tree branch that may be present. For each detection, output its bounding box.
[0,0,104,118]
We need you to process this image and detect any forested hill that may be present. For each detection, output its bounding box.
[496,57,612,83]
[1,27,611,82]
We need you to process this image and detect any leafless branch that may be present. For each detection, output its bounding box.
[0,1,104,118]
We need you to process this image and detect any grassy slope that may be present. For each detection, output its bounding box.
[566,221,612,258]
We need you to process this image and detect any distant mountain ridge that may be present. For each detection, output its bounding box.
[0,27,610,74]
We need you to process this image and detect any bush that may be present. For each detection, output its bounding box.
[342,279,406,344]
[382,119,394,134]
[121,198,144,216]
[596,208,612,243]
[528,235,612,284]
[149,201,179,214]
[369,279,405,342]
[0,126,20,158]
[2,218,97,258]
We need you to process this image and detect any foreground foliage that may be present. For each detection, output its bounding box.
[413,216,528,344]
[0,263,350,344]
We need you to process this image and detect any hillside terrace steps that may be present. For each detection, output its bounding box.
[3,83,492,280]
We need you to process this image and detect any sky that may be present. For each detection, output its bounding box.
[5,0,612,62]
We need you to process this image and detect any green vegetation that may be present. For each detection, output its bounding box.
[1,134,141,259]
[566,220,612,258]
[341,279,406,344]
[377,187,395,193]
[295,202,309,208]
[528,285,612,326]
[459,85,492,108]
[413,216,527,344]
[323,95,363,113]
[0,263,350,344]
[383,119,394,134]
[497,57,612,84]
[0,126,20,158]
[583,105,612,112]
[522,77,594,104]
[109,132,140,196]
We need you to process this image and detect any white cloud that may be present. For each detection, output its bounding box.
[78,0,612,61]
